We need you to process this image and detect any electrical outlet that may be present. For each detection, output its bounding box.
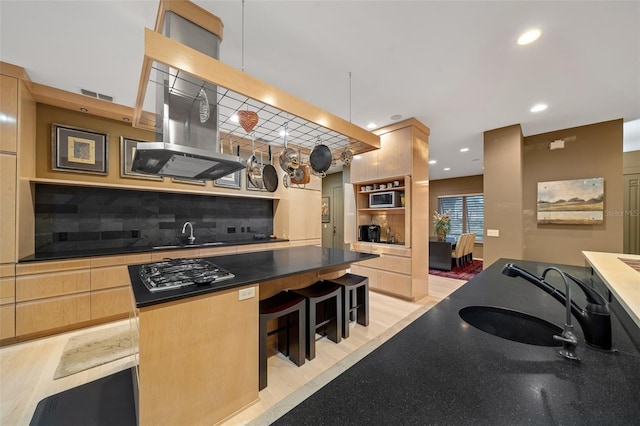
[227,227,236,233]
[487,229,500,237]
[131,229,140,238]
[238,287,255,301]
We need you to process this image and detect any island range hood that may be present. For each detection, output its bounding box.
[131,10,245,181]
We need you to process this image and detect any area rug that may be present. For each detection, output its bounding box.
[429,260,483,281]
[54,324,138,380]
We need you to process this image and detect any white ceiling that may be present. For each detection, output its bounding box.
[1,0,639,180]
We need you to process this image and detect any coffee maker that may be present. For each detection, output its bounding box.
[358,224,381,242]
[367,225,381,242]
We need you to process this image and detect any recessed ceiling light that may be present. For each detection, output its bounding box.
[390,114,402,121]
[460,148,469,152]
[444,167,451,171]
[123,117,130,122]
[80,107,88,112]
[366,122,377,129]
[230,114,239,123]
[518,29,541,45]
[429,160,437,165]
[530,103,547,113]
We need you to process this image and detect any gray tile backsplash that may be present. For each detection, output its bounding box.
[35,184,274,254]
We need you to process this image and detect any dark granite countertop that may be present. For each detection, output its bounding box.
[274,258,640,425]
[128,246,377,308]
[18,238,290,262]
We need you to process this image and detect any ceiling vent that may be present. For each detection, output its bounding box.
[80,89,114,102]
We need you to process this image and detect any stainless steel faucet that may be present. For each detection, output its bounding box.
[542,267,579,361]
[182,221,195,244]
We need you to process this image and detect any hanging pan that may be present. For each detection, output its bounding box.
[263,144,278,192]
[278,122,299,174]
[309,137,332,175]
[246,133,263,189]
[290,148,310,185]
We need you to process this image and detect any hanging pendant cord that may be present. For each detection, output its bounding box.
[349,71,352,123]
[241,0,245,73]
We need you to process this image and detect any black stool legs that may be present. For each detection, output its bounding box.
[259,291,306,390]
[291,281,342,360]
[325,273,369,338]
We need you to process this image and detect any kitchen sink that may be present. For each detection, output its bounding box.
[459,305,563,347]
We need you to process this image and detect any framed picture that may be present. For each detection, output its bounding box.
[214,170,241,189]
[120,137,163,181]
[537,177,604,224]
[321,196,330,223]
[52,123,108,175]
[172,177,206,186]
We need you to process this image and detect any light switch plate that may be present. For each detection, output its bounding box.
[238,287,256,300]
[487,229,500,237]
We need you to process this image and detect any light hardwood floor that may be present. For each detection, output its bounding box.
[0,275,465,426]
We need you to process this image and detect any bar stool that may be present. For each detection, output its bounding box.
[325,273,369,338]
[291,281,342,360]
[259,291,306,390]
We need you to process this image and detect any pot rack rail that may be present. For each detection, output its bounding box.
[133,28,380,164]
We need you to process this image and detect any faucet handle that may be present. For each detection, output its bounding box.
[554,330,580,361]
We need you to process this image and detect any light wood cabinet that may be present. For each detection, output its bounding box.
[349,118,430,301]
[138,285,258,426]
[0,154,16,264]
[0,74,18,153]
[16,294,91,336]
[0,264,15,339]
[90,253,150,320]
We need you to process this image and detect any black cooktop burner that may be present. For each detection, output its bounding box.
[139,258,235,292]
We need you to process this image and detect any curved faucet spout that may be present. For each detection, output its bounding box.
[542,267,579,360]
[501,263,612,350]
[182,221,196,244]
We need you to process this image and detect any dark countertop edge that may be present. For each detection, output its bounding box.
[129,247,378,309]
[17,238,290,263]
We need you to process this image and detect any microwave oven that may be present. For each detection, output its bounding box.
[369,191,401,208]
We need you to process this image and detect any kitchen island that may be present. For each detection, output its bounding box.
[273,258,640,425]
[128,246,376,426]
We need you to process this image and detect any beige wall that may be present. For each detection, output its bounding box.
[429,174,484,260]
[522,119,623,265]
[483,125,524,267]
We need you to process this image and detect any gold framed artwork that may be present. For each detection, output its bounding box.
[120,137,163,181]
[52,123,108,174]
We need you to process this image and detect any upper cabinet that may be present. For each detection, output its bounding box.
[0,75,18,154]
[351,124,415,183]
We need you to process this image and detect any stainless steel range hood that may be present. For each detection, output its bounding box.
[132,10,245,180]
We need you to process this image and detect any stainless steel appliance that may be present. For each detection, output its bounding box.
[139,258,234,292]
[369,191,402,208]
[131,12,245,180]
[367,225,381,243]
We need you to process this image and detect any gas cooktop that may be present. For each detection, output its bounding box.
[139,258,235,292]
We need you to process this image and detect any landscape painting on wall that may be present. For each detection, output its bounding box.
[537,177,604,225]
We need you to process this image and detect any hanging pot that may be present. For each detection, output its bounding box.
[340,147,353,166]
[278,123,299,173]
[290,148,310,185]
[246,134,263,189]
[309,138,332,174]
[263,144,278,192]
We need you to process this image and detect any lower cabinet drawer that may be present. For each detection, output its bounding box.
[350,265,378,289]
[377,270,412,298]
[91,286,133,319]
[16,293,90,336]
[0,304,15,339]
[356,254,411,274]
